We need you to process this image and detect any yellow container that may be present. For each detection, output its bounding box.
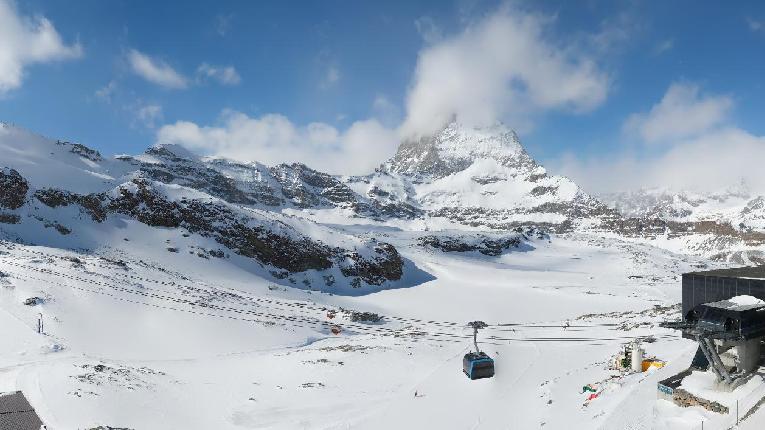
[642,359,665,372]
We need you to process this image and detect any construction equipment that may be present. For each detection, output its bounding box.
[463,321,495,380]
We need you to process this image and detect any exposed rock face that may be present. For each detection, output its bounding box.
[115,145,422,220]
[4,119,765,279]
[32,178,404,285]
[419,228,546,256]
[339,243,403,286]
[387,122,536,180]
[271,163,354,208]
[124,147,268,206]
[0,213,20,224]
[61,141,103,162]
[34,189,107,222]
[0,168,29,209]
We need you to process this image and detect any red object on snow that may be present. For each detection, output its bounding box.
[587,393,599,401]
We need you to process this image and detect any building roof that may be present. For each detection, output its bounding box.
[686,266,765,280]
[0,391,44,430]
[704,298,765,312]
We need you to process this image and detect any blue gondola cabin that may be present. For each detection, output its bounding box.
[463,351,495,380]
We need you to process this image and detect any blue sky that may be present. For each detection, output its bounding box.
[2,0,765,191]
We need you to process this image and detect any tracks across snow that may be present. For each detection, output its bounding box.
[0,246,678,348]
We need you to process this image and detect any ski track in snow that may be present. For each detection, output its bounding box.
[0,231,715,430]
[1,121,757,429]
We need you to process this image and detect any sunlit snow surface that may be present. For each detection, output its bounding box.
[3,121,764,428]
[0,225,724,430]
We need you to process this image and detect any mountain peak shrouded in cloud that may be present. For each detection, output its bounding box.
[387,120,533,179]
[400,5,609,138]
[154,6,613,177]
[0,0,82,94]
[3,1,765,200]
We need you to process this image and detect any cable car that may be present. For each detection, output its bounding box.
[463,320,495,380]
[463,351,495,380]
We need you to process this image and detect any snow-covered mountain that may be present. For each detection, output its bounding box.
[0,123,412,294]
[599,186,765,265]
[344,122,611,232]
[602,185,765,230]
[3,119,764,274]
[4,119,765,429]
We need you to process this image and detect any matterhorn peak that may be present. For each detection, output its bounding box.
[386,120,536,180]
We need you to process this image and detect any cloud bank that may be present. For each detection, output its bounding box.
[157,111,398,175]
[401,6,610,137]
[623,83,732,144]
[556,83,765,194]
[0,0,82,94]
[156,6,611,175]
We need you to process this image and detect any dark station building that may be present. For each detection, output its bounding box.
[681,266,765,321]
[658,266,765,402]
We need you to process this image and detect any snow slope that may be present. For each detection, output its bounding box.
[2,120,764,429]
[0,230,709,429]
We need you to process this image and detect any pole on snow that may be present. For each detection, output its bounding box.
[468,321,488,353]
[37,313,43,334]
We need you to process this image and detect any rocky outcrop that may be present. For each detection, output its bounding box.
[0,213,20,224]
[63,141,103,162]
[0,168,29,209]
[117,146,421,220]
[34,188,107,222]
[339,242,403,286]
[32,178,404,285]
[130,148,267,206]
[386,122,536,180]
[419,228,546,256]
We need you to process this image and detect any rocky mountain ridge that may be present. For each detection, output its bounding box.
[601,186,765,231]
[2,120,764,282]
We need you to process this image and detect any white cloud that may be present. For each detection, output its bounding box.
[623,83,732,143]
[320,65,340,89]
[555,83,765,194]
[371,94,401,128]
[127,49,187,89]
[401,6,609,137]
[95,80,117,102]
[654,39,674,55]
[747,17,764,32]
[0,0,82,93]
[215,13,233,36]
[414,16,442,45]
[156,110,398,175]
[586,9,640,54]
[557,127,765,194]
[196,63,241,86]
[136,104,163,128]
